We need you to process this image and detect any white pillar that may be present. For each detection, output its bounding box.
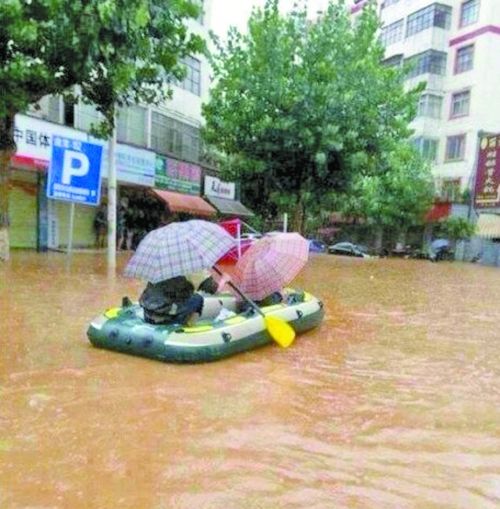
[107,119,117,271]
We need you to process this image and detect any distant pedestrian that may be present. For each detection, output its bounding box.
[93,205,107,249]
[117,204,127,251]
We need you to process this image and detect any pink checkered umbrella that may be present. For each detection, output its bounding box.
[233,233,309,301]
[124,220,235,283]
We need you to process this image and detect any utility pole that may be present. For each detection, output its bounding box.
[107,114,117,272]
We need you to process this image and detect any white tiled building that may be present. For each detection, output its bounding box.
[351,0,500,202]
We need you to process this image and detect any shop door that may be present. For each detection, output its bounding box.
[9,170,38,249]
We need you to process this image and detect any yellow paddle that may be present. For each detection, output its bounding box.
[213,267,295,348]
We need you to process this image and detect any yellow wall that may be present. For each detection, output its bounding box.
[9,170,37,249]
[55,201,95,248]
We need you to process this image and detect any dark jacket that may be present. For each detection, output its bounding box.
[139,277,194,324]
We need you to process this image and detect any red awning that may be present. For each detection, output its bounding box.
[425,202,451,223]
[152,189,216,217]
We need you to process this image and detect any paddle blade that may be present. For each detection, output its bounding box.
[265,316,296,348]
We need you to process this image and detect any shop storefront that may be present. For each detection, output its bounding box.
[203,175,254,218]
[9,113,223,251]
[10,113,159,250]
[153,155,216,219]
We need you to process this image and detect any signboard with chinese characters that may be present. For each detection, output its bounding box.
[13,114,85,169]
[13,114,155,187]
[204,175,236,200]
[47,136,103,206]
[154,155,201,195]
[98,142,156,187]
[474,134,500,209]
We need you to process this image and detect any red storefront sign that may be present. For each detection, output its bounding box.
[475,134,500,208]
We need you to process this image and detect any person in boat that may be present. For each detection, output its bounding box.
[139,270,230,326]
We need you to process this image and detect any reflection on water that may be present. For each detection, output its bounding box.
[1,251,499,508]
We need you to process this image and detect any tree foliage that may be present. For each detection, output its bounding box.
[340,143,434,232]
[203,0,426,232]
[436,216,476,242]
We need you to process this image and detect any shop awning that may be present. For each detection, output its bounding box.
[152,189,216,217]
[425,202,451,223]
[206,196,254,217]
[476,213,500,238]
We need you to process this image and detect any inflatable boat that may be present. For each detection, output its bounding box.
[87,290,324,363]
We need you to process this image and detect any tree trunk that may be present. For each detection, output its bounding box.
[0,155,10,261]
[291,197,305,234]
[374,225,384,253]
[0,113,16,261]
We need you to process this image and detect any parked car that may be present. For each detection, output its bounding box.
[240,232,263,241]
[328,242,371,258]
[308,239,327,253]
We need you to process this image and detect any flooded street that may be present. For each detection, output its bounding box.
[1,251,499,508]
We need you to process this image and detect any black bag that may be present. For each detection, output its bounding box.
[139,277,194,324]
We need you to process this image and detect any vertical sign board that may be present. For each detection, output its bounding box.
[474,134,500,208]
[47,136,103,206]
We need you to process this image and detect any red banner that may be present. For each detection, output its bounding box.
[474,134,500,209]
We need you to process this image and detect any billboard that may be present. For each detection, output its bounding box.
[154,155,201,195]
[474,134,500,209]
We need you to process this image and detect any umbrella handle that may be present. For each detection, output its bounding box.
[212,266,296,348]
[212,266,265,318]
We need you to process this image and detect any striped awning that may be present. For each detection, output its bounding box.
[476,213,500,238]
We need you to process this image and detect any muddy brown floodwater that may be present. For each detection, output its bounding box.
[1,251,500,508]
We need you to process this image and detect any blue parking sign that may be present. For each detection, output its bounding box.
[47,136,103,206]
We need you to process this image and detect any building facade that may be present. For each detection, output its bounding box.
[9,0,247,250]
[351,0,500,202]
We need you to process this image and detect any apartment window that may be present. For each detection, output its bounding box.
[151,112,200,163]
[63,98,75,127]
[417,94,443,118]
[455,44,474,73]
[380,19,404,46]
[29,96,62,123]
[446,135,466,161]
[177,56,201,96]
[441,178,462,201]
[406,50,447,78]
[382,54,403,67]
[117,105,147,146]
[406,3,452,37]
[450,90,470,118]
[413,137,439,162]
[77,103,103,132]
[460,0,479,27]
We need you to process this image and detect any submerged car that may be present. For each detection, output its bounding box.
[308,239,327,253]
[328,242,371,258]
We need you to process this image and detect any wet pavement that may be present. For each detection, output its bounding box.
[1,251,499,508]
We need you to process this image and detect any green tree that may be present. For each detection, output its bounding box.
[203,0,423,232]
[341,144,434,248]
[436,217,476,244]
[0,0,204,260]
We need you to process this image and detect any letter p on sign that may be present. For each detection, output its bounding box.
[61,150,90,185]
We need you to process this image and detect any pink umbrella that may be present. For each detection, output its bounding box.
[233,233,309,301]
